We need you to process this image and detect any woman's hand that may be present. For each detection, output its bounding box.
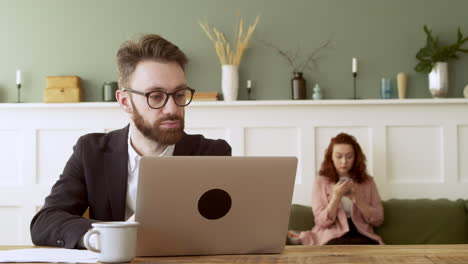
[333,180,353,199]
[326,180,353,220]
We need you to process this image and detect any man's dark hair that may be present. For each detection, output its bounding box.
[116,34,188,89]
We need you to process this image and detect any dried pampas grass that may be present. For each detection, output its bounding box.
[199,15,260,65]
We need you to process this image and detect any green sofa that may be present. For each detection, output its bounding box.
[288,199,468,244]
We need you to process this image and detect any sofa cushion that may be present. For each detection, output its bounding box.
[375,199,468,244]
[288,199,468,244]
[288,204,314,232]
[466,200,468,237]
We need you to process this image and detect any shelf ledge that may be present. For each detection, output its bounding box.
[0,98,467,109]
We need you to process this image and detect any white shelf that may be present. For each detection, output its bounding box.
[0,98,467,109]
[186,99,468,107]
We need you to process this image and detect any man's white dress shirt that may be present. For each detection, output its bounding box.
[125,133,174,221]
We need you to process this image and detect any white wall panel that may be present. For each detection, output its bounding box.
[387,126,443,183]
[36,129,90,185]
[459,125,468,182]
[245,127,298,156]
[0,130,20,186]
[0,207,22,245]
[245,127,302,184]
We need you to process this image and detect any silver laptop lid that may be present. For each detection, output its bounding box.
[135,156,297,256]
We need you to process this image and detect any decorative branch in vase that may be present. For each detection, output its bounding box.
[199,15,260,101]
[415,25,468,98]
[259,38,331,100]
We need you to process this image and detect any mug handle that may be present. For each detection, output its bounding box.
[83,229,101,253]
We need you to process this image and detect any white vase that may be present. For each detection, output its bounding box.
[221,65,239,101]
[428,62,448,98]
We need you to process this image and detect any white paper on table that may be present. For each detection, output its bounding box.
[0,248,98,263]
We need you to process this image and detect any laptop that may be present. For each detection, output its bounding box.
[134,156,297,256]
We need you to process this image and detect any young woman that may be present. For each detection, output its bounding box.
[289,133,384,245]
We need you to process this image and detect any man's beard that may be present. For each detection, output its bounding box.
[131,102,184,145]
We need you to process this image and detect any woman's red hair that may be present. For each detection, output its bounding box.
[318,133,369,184]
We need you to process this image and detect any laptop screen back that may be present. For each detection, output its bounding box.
[135,156,297,256]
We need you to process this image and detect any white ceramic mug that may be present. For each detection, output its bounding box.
[83,221,139,263]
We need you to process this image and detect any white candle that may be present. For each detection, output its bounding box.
[16,69,21,85]
[352,58,357,73]
[247,80,252,89]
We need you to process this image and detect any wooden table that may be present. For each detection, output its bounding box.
[3,245,468,263]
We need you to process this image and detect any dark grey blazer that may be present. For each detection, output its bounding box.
[30,125,231,248]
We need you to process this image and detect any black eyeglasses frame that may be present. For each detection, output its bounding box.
[122,87,195,109]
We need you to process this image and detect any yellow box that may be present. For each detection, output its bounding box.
[44,87,82,103]
[47,76,81,89]
[44,76,83,103]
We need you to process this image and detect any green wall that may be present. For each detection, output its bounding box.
[1,0,468,102]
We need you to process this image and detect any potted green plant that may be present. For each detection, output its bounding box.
[415,25,468,98]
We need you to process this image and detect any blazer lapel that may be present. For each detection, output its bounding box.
[104,129,193,219]
[104,126,129,220]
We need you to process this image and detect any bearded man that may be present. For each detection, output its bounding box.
[30,34,231,249]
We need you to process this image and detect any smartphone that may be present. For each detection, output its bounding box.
[338,177,351,183]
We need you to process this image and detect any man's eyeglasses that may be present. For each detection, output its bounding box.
[123,87,195,109]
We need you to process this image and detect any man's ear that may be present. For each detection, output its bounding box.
[116,89,133,114]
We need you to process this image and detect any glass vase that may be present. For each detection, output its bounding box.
[428,62,448,98]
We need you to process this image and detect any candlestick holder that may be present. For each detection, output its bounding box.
[17,84,22,103]
[246,80,254,100]
[352,72,359,99]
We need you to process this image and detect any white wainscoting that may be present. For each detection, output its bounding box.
[0,99,467,245]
